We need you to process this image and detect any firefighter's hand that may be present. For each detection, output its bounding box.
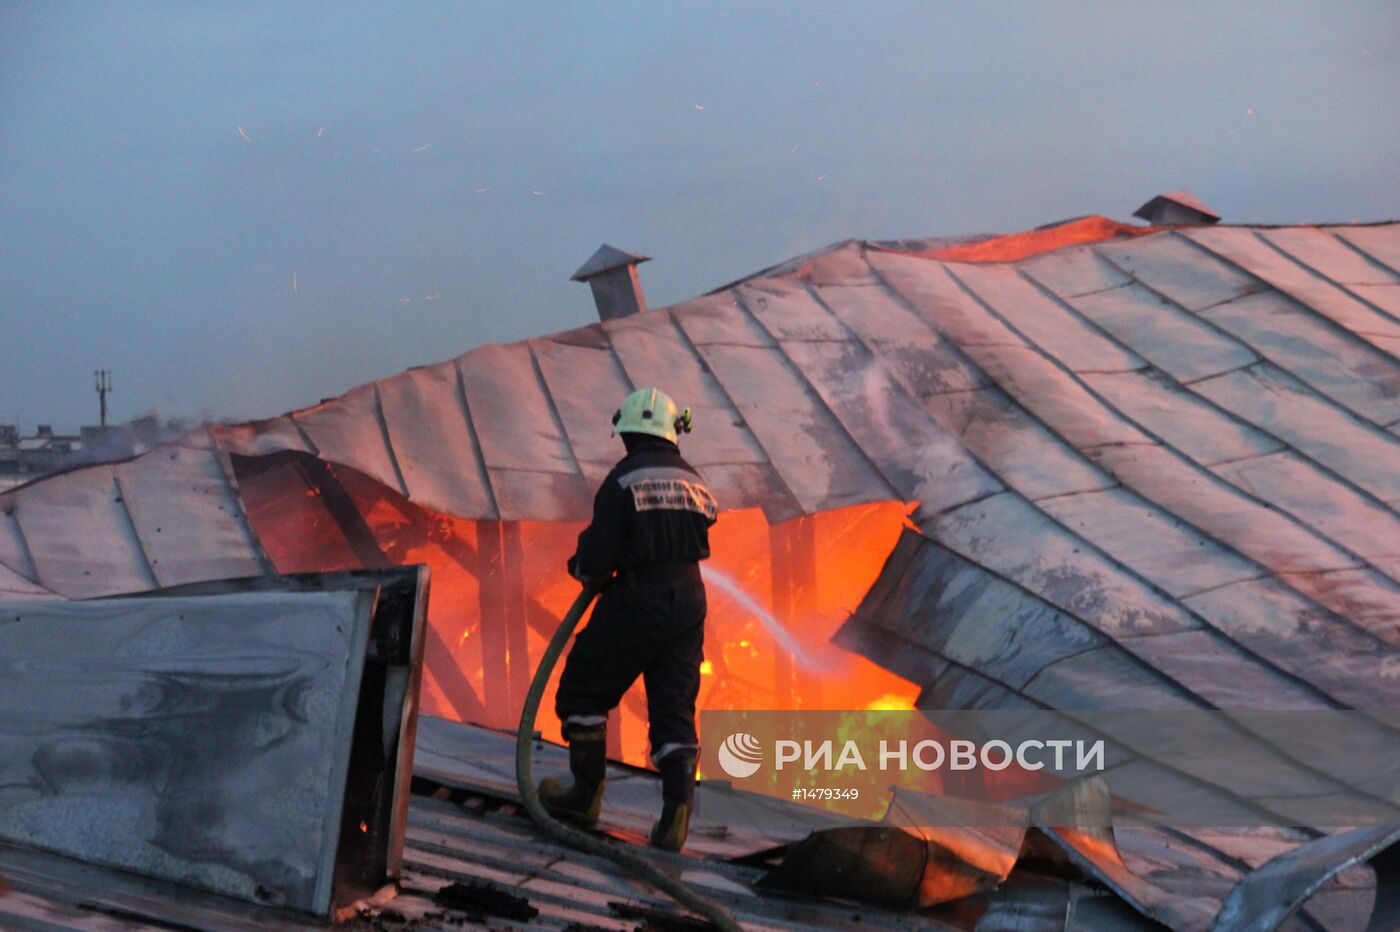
[568,557,614,591]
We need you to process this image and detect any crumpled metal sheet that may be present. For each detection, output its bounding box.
[1211,826,1400,932]
[834,530,1108,691]
[838,522,1394,928]
[1031,779,1220,931]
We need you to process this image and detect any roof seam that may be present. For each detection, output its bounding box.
[857,257,1354,703]
[1279,565,1400,577]
[735,283,946,505]
[1179,361,1261,386]
[590,326,638,396]
[1087,252,1400,518]
[660,308,807,518]
[860,578,1385,813]
[1200,447,1287,469]
[1077,441,1160,450]
[868,260,1112,479]
[1173,231,1400,402]
[1062,281,1133,300]
[1015,656,1398,822]
[699,238,858,297]
[1021,270,1386,486]
[287,415,322,456]
[865,261,1226,612]
[1252,229,1400,329]
[0,502,40,585]
[858,615,1137,709]
[480,465,607,479]
[931,490,1358,712]
[1329,228,1400,280]
[1169,572,1276,601]
[523,340,586,480]
[371,384,412,500]
[450,360,501,521]
[918,487,1005,519]
[844,256,1122,494]
[108,470,161,591]
[797,279,1032,514]
[995,268,1400,639]
[1030,483,1126,505]
[654,338,776,348]
[938,262,1400,660]
[206,429,277,576]
[1070,366,1151,374]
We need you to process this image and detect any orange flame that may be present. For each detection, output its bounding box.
[235,454,916,770]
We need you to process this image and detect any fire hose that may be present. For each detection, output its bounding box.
[514,582,742,932]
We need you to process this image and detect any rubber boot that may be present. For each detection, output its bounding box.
[649,752,696,852]
[538,724,606,828]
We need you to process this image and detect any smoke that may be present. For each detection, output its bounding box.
[63,412,210,470]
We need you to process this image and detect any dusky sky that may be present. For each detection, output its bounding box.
[2,1,1396,431]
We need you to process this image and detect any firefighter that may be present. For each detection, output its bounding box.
[539,387,718,852]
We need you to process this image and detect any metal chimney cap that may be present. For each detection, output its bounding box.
[571,244,651,282]
[1133,190,1221,225]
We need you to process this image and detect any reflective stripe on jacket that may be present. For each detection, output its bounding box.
[570,437,717,580]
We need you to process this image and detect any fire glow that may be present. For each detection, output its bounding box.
[235,453,917,768]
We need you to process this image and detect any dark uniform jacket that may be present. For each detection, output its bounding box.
[569,436,718,581]
[557,435,716,754]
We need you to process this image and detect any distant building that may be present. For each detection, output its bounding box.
[0,425,80,490]
[0,418,163,490]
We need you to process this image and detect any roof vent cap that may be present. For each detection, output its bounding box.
[1133,190,1220,226]
[571,244,650,321]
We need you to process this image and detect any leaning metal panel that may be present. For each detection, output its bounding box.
[0,586,380,916]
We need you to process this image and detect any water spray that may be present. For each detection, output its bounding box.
[701,564,829,672]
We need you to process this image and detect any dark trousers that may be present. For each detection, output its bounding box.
[556,577,706,759]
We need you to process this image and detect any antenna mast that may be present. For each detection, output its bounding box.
[94,369,112,427]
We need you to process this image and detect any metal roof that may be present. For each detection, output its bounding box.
[3,220,1396,613]
[1,215,1397,929]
